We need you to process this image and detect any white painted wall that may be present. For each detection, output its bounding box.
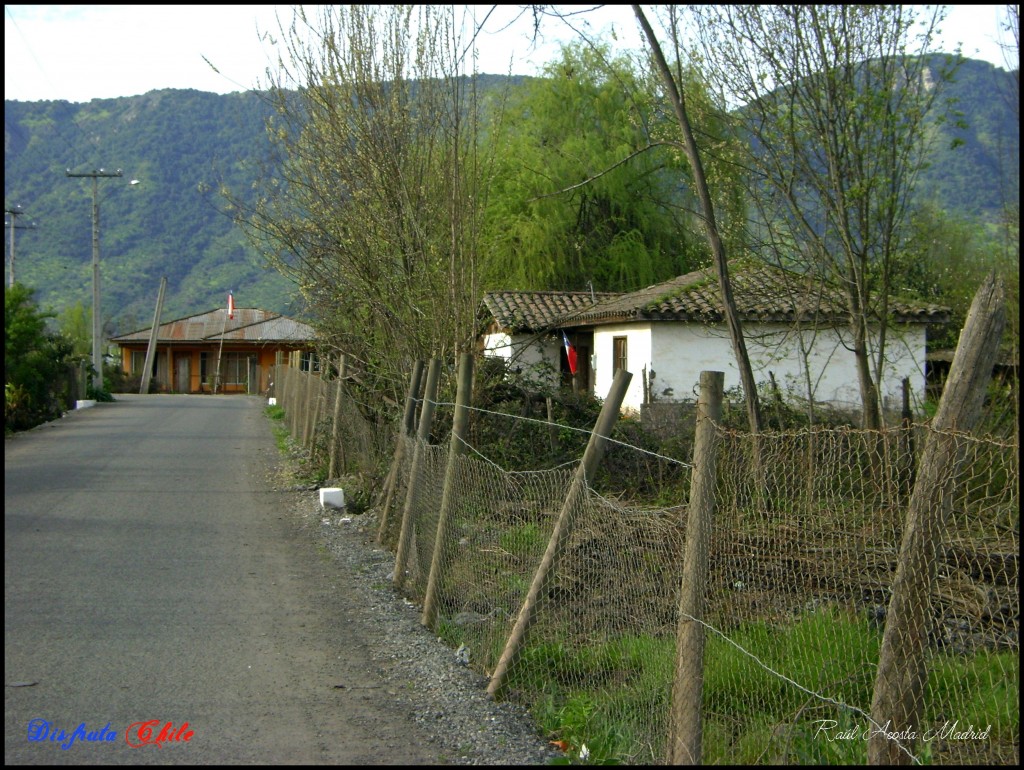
[487,320,928,417]
[646,322,927,414]
[482,331,560,387]
[593,323,652,413]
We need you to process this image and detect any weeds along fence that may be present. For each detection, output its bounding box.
[272,358,1018,766]
[271,358,394,487]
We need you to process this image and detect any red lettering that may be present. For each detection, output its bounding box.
[125,720,194,748]
[125,720,159,748]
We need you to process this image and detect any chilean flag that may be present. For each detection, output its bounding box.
[561,330,578,376]
[227,291,235,320]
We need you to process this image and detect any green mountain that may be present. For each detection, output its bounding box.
[4,59,1017,337]
[4,88,292,335]
[916,56,1019,223]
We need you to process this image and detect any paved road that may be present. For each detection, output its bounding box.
[4,395,438,764]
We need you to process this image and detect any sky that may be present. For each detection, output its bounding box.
[4,5,1017,104]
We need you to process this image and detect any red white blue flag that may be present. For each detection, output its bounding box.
[562,331,578,376]
[227,291,235,319]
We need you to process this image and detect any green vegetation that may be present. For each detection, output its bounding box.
[474,608,1017,765]
[264,403,291,454]
[4,90,295,333]
[5,283,81,431]
[3,53,1017,363]
[480,41,708,292]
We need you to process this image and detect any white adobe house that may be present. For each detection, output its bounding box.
[480,289,618,391]
[481,260,950,418]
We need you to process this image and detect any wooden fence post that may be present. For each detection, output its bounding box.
[303,363,318,450]
[309,374,324,459]
[378,361,425,543]
[487,368,632,699]
[393,358,442,590]
[290,356,303,438]
[667,370,724,764]
[422,352,474,629]
[328,354,347,480]
[868,274,1005,764]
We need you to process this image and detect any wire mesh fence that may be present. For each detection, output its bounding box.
[272,361,1018,765]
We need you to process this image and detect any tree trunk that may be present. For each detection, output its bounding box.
[632,5,763,438]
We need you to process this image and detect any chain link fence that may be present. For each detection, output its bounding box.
[273,361,1018,765]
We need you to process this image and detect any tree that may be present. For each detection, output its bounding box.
[631,4,765,438]
[57,300,92,359]
[691,5,956,429]
[5,283,76,431]
[480,40,706,292]
[230,6,492,411]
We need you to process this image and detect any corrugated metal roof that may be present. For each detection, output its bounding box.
[111,308,315,344]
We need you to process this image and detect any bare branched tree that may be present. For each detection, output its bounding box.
[631,4,764,438]
[228,6,493,412]
[691,5,956,429]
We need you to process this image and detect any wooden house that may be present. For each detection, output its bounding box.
[111,307,316,394]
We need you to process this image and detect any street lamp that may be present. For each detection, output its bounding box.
[64,168,137,393]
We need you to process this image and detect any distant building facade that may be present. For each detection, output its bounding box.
[111,307,316,394]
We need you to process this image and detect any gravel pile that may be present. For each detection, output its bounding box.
[291,490,562,766]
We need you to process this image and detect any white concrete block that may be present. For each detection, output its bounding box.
[75,400,96,409]
[319,487,346,509]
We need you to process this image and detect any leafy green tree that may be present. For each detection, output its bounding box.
[56,300,92,359]
[5,283,76,431]
[897,205,1019,351]
[480,41,707,291]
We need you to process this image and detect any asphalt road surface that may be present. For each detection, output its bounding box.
[4,394,441,764]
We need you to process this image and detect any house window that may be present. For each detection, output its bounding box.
[130,350,148,376]
[613,336,628,374]
[300,351,320,373]
[220,352,248,385]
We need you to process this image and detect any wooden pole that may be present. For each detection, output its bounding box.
[302,360,316,447]
[378,361,425,543]
[139,277,166,394]
[422,352,474,628]
[213,297,230,394]
[328,354,347,479]
[667,370,724,764]
[868,274,1005,764]
[271,351,282,399]
[393,358,442,590]
[290,353,302,437]
[307,371,323,458]
[487,368,632,698]
[546,396,559,453]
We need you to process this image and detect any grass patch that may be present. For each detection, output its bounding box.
[264,404,290,454]
[495,607,1018,764]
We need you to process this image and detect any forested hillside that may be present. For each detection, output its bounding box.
[4,89,287,334]
[3,58,1018,338]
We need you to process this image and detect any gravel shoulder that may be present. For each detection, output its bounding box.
[270,453,560,766]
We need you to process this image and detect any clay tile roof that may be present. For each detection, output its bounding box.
[482,290,620,333]
[563,260,951,326]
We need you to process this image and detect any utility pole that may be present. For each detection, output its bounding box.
[5,205,34,288]
[66,168,123,393]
